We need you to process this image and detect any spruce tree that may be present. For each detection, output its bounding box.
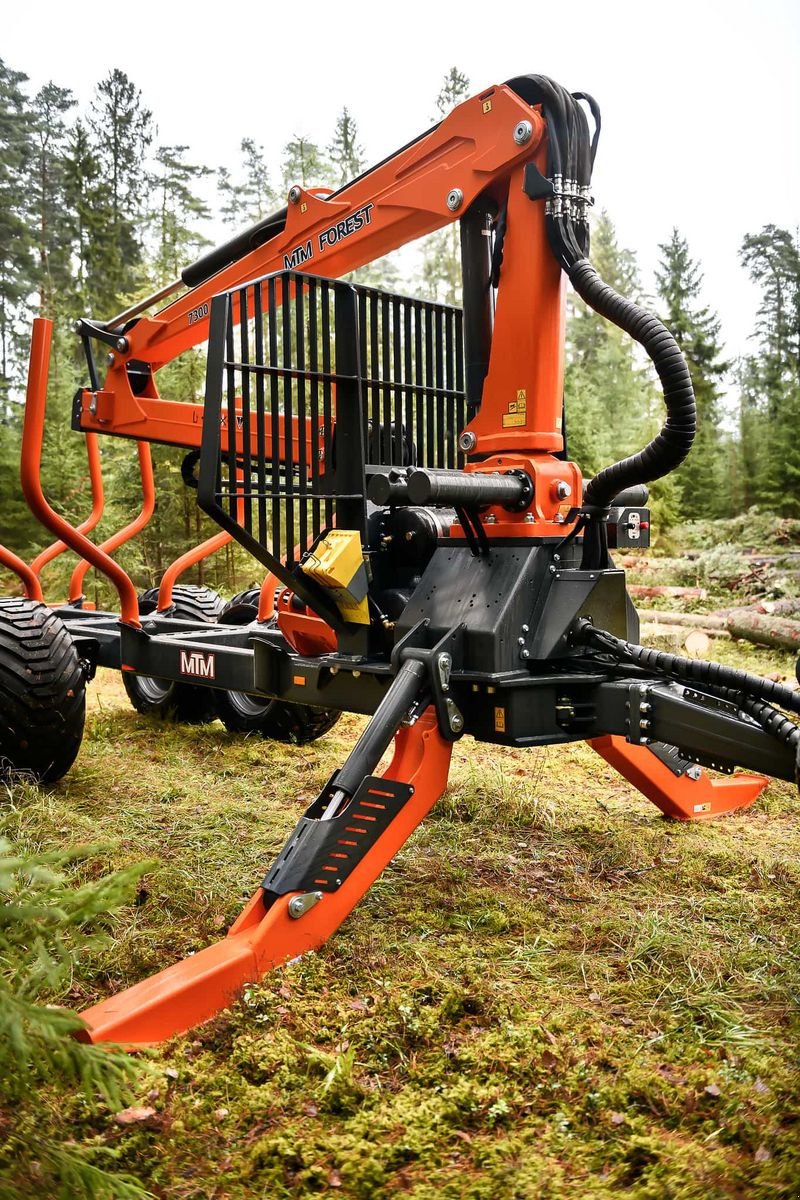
[87,69,153,315]
[0,60,35,406]
[738,226,800,515]
[150,144,211,285]
[217,138,277,227]
[655,228,728,518]
[328,108,364,186]
[281,134,331,192]
[29,82,76,316]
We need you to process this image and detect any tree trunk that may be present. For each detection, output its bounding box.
[725,611,800,651]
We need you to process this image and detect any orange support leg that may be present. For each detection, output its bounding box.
[79,707,452,1045]
[590,735,768,820]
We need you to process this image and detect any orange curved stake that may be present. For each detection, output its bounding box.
[590,735,768,820]
[79,707,452,1045]
[257,572,279,622]
[20,319,141,627]
[157,528,233,610]
[68,442,155,603]
[0,544,44,601]
[30,431,105,576]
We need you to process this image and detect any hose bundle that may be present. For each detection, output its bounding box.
[507,76,697,567]
[575,620,800,781]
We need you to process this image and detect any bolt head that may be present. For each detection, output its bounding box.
[106,352,115,367]
[520,649,530,660]
[115,337,128,353]
[555,480,572,500]
[446,188,463,212]
[288,185,301,203]
[513,119,534,146]
[458,430,477,452]
[73,320,83,334]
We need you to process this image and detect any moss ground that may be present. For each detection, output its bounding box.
[3,647,799,1199]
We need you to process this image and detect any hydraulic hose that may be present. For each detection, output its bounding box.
[575,620,800,783]
[568,259,697,510]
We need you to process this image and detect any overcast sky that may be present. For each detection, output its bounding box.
[4,0,799,371]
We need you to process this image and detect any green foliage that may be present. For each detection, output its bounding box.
[655,229,729,518]
[0,837,151,1199]
[737,226,800,516]
[281,134,331,192]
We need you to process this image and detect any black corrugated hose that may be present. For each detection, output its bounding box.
[575,620,800,782]
[507,75,697,569]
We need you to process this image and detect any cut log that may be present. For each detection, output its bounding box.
[725,611,800,652]
[636,609,728,631]
[628,584,708,600]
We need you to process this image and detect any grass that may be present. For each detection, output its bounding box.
[2,647,799,1199]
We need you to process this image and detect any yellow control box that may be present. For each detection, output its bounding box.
[301,530,370,624]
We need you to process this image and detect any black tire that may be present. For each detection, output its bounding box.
[0,598,86,783]
[215,593,341,744]
[122,584,223,724]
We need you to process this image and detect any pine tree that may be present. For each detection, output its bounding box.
[0,838,150,1198]
[655,228,729,518]
[328,108,364,186]
[418,68,471,305]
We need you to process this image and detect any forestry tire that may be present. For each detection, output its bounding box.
[122,584,224,724]
[215,593,340,744]
[0,598,86,784]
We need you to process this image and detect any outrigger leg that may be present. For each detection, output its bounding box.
[79,659,453,1045]
[590,735,768,820]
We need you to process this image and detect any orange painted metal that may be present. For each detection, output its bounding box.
[30,432,105,576]
[0,544,44,601]
[460,155,566,456]
[446,453,583,541]
[68,442,155,602]
[590,735,768,820]
[19,319,141,628]
[75,88,562,463]
[276,588,338,655]
[257,572,279,622]
[78,707,452,1045]
[156,529,232,611]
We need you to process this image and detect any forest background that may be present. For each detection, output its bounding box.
[0,61,798,601]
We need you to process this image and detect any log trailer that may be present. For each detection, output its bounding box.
[1,74,798,1044]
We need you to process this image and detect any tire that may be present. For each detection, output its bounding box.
[0,598,86,783]
[122,584,224,724]
[215,593,341,744]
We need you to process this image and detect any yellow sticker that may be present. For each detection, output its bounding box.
[300,202,308,214]
[482,99,492,114]
[494,706,506,732]
[502,412,526,428]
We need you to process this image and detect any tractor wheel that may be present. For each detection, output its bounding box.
[122,584,224,724]
[215,592,341,744]
[0,598,86,783]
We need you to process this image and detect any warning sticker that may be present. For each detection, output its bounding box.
[502,389,527,428]
[494,706,506,733]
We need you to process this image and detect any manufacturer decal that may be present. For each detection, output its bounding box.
[179,649,216,680]
[283,203,374,271]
